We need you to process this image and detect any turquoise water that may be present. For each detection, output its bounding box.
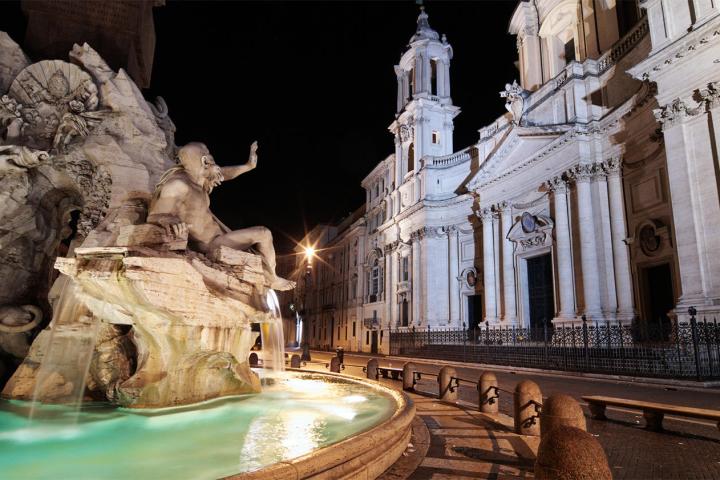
[0,372,395,480]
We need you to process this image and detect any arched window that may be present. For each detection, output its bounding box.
[430,59,438,96]
[371,258,380,298]
[408,67,415,100]
[539,1,579,78]
[367,252,384,303]
[407,143,415,174]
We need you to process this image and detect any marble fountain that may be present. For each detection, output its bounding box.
[0,36,413,479]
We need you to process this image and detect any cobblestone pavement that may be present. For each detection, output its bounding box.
[308,351,720,480]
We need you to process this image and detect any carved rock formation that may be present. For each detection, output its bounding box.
[0,33,175,384]
[3,197,269,407]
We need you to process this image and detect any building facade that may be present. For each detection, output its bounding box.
[296,1,720,354]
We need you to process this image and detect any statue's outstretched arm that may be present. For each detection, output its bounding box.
[220,141,258,181]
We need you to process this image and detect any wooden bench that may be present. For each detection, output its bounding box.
[582,395,720,432]
[377,366,402,380]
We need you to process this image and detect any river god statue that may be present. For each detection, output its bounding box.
[148,141,295,291]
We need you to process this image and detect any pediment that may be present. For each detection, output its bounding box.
[469,127,562,190]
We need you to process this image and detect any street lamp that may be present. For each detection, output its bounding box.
[300,244,315,361]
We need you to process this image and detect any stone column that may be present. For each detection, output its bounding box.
[547,177,576,319]
[605,158,634,321]
[384,246,393,327]
[448,226,460,326]
[521,33,543,91]
[499,203,517,325]
[595,169,617,315]
[441,58,451,98]
[654,94,720,318]
[415,54,423,95]
[396,71,404,113]
[436,59,445,97]
[573,165,602,318]
[411,231,422,325]
[422,53,431,94]
[480,208,499,323]
[445,60,451,98]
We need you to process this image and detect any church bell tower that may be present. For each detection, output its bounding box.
[390,6,460,188]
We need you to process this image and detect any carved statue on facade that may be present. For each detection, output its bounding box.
[500,80,527,125]
[148,142,296,291]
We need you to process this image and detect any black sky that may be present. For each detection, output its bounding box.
[1,1,519,252]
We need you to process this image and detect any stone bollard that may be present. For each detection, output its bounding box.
[478,371,498,414]
[329,356,341,373]
[290,354,301,368]
[402,362,417,391]
[534,425,612,480]
[540,394,586,436]
[366,358,379,380]
[514,379,542,436]
[249,352,259,367]
[437,366,458,402]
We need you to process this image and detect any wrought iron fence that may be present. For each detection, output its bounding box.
[389,308,720,380]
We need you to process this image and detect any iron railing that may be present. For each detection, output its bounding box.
[389,308,720,380]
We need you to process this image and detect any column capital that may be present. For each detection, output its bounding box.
[569,164,599,183]
[478,207,498,222]
[496,201,512,213]
[698,81,720,111]
[602,157,623,177]
[545,176,569,193]
[653,97,703,130]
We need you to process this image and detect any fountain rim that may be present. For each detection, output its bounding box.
[223,368,415,480]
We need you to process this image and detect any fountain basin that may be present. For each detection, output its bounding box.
[0,370,413,480]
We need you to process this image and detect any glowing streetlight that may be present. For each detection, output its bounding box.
[304,246,315,259]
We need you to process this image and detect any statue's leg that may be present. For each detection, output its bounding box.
[209,226,276,272]
[209,227,295,291]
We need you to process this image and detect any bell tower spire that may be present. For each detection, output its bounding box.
[390,5,460,186]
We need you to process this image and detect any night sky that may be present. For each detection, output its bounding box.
[0,1,518,252]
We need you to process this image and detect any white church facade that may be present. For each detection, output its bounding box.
[296,0,720,354]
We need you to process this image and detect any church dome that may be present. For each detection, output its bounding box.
[409,7,439,43]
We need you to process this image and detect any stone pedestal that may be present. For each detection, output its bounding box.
[3,222,273,408]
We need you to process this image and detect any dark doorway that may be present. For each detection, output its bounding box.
[371,331,378,354]
[527,254,555,333]
[641,263,674,341]
[467,294,483,331]
[401,299,409,327]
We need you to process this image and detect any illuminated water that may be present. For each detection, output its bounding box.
[260,290,285,373]
[0,372,395,480]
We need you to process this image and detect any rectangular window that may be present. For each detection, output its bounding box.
[402,257,409,281]
[366,331,370,345]
[432,131,440,144]
[564,39,575,64]
[345,326,348,340]
[353,322,356,337]
[380,330,384,345]
[337,326,340,340]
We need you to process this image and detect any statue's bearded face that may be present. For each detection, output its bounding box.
[178,143,224,193]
